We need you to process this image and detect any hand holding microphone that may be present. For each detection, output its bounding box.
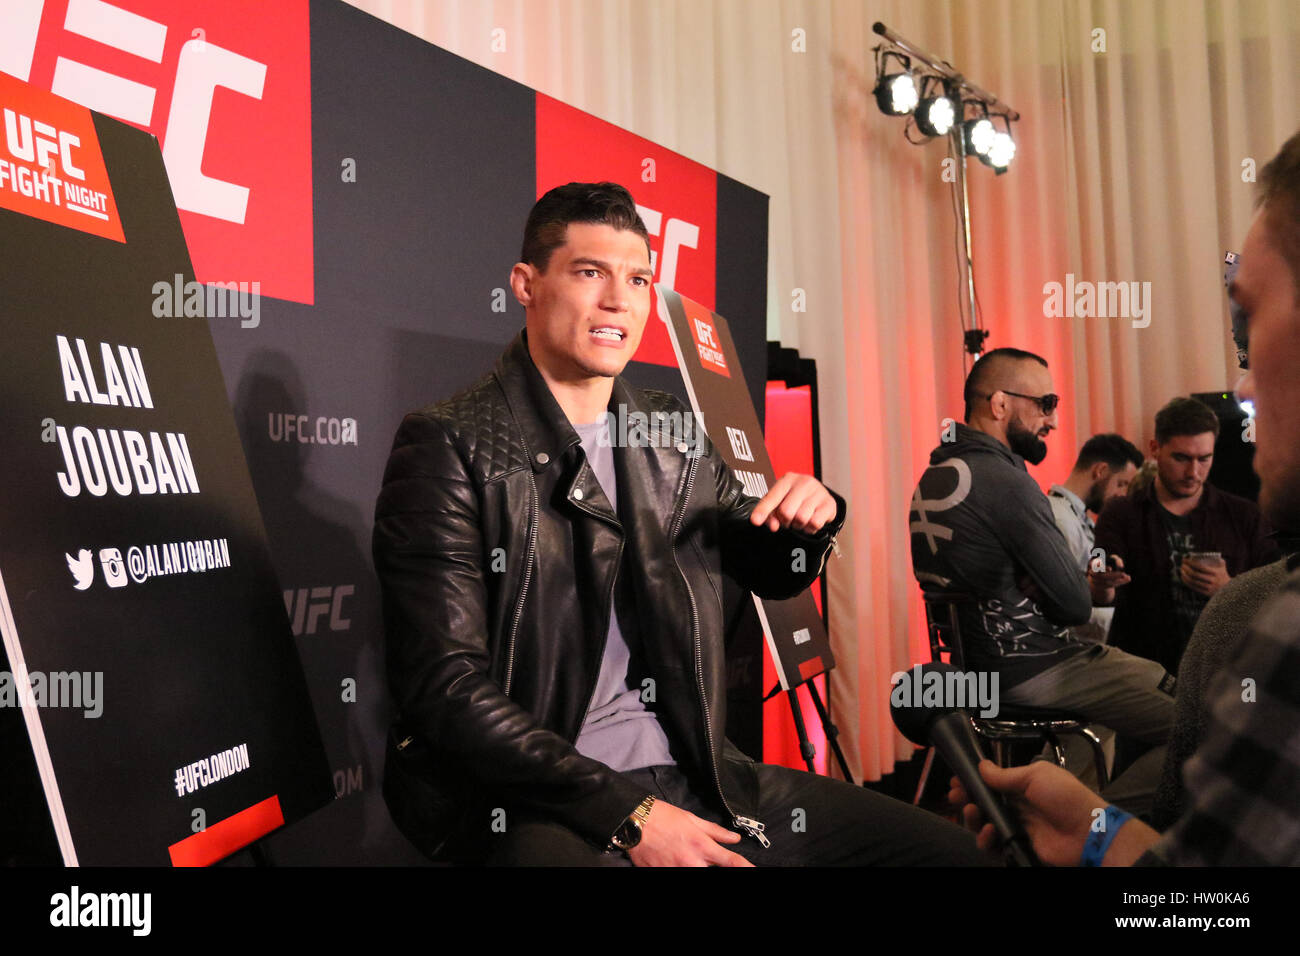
[890,662,1039,867]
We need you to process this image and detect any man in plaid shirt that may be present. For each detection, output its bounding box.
[1146,560,1300,863]
[951,129,1300,866]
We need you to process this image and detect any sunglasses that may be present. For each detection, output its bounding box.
[994,390,1060,415]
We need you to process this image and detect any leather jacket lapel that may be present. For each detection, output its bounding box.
[493,328,690,529]
[609,376,689,533]
[493,329,580,473]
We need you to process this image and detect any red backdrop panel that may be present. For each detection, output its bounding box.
[20,0,313,303]
[534,93,716,368]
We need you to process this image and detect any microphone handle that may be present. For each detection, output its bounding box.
[929,712,1040,867]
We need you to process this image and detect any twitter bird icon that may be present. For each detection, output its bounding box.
[66,549,94,590]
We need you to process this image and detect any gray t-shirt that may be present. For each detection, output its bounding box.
[571,417,675,771]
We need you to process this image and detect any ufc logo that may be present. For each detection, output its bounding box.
[283,585,354,636]
[693,318,719,349]
[2,0,266,224]
[2,109,84,179]
[3,0,314,302]
[636,203,699,291]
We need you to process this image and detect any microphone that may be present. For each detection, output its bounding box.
[891,662,1039,867]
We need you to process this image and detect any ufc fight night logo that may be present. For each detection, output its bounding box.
[0,71,123,239]
[688,312,730,377]
[2,105,104,218]
[1,0,314,302]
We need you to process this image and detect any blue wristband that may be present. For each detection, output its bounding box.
[1080,805,1133,867]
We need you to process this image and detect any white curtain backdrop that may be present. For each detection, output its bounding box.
[347,0,1300,781]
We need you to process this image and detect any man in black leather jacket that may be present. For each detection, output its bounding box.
[374,181,984,865]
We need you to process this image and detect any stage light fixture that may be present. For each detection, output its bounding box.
[914,81,955,137]
[876,72,918,115]
[978,116,1016,173]
[964,115,995,156]
[985,131,1016,171]
[872,34,1020,176]
[874,52,918,115]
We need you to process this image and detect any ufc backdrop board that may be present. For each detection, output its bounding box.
[2,1,770,864]
[0,72,333,866]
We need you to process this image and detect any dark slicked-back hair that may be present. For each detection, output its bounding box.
[963,347,1048,423]
[520,181,651,273]
[1257,130,1300,295]
[1075,433,1144,472]
[1154,396,1220,444]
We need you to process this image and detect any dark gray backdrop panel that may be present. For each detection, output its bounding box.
[308,0,538,343]
[208,0,771,864]
[717,171,771,434]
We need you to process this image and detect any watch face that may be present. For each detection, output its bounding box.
[616,819,642,849]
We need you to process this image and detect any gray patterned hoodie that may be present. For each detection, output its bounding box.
[909,424,1091,687]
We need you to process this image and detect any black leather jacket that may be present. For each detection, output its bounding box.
[374,330,845,858]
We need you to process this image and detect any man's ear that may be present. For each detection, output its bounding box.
[1148,437,1160,458]
[1091,461,1111,483]
[510,262,534,307]
[987,390,1007,421]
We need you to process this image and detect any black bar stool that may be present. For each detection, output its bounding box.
[910,589,1108,804]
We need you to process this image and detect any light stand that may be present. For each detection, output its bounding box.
[872,21,1019,371]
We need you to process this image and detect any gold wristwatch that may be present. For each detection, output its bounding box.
[609,795,656,851]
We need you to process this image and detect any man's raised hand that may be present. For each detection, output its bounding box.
[749,473,836,534]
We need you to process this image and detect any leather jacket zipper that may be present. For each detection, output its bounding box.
[669,452,768,848]
[565,460,627,736]
[816,534,841,576]
[733,815,770,847]
[503,458,539,697]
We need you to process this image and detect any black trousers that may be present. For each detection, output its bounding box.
[484,763,990,866]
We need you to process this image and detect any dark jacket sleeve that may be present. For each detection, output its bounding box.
[707,431,846,601]
[990,470,1091,625]
[1092,497,1129,566]
[373,412,647,846]
[1092,497,1138,609]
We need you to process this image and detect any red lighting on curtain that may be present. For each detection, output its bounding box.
[762,381,828,774]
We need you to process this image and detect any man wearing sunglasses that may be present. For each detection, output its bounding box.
[910,347,1174,798]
